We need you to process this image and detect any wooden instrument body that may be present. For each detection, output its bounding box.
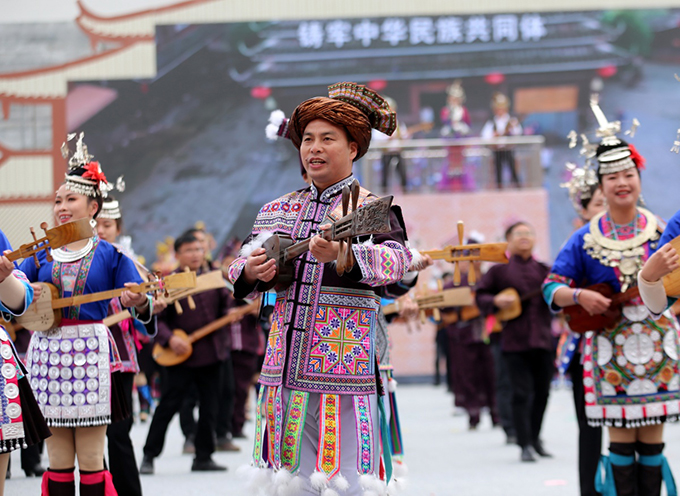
[152,299,260,367]
[16,272,196,332]
[256,235,295,293]
[494,288,522,322]
[16,283,62,332]
[563,283,632,334]
[152,329,192,367]
[662,236,680,297]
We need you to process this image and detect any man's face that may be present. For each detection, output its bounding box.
[300,119,358,190]
[507,224,535,254]
[176,241,205,271]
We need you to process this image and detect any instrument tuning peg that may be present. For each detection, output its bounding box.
[468,266,477,286]
[29,227,41,268]
[457,221,465,246]
[420,309,426,325]
[433,308,441,322]
[175,300,184,315]
[453,262,461,286]
[437,279,443,292]
[187,295,196,310]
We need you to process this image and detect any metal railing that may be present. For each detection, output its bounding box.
[358,135,545,193]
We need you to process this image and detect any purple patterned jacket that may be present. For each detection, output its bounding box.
[228,175,411,395]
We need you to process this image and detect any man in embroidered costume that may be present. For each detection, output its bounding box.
[229,82,412,495]
[544,98,679,496]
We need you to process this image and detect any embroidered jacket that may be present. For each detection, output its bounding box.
[228,175,411,395]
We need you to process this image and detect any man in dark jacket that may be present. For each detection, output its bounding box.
[476,221,554,463]
[140,230,231,474]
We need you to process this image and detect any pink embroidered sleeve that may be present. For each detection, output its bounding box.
[351,240,411,287]
[227,257,260,300]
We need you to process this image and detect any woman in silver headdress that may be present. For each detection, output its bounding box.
[543,101,678,496]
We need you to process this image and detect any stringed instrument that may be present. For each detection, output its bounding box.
[420,222,508,286]
[382,287,473,322]
[152,298,260,367]
[16,271,197,332]
[563,283,640,334]
[5,218,93,266]
[257,180,393,292]
[103,269,227,327]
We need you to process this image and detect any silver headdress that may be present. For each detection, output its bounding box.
[61,133,124,198]
[588,94,642,175]
[98,199,122,220]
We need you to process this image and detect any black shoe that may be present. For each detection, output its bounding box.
[533,440,553,458]
[139,456,154,475]
[521,446,537,462]
[24,464,46,477]
[191,459,227,472]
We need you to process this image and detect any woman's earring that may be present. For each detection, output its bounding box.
[90,219,97,230]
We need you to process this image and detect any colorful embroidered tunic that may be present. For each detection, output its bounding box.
[229,175,411,395]
[0,230,39,451]
[228,175,410,483]
[19,237,146,427]
[543,208,680,427]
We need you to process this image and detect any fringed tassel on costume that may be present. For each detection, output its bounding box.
[42,467,75,496]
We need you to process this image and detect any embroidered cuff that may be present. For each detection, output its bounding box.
[0,271,34,318]
[351,240,411,287]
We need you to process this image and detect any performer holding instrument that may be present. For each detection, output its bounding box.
[140,229,231,474]
[0,229,52,496]
[19,133,153,496]
[476,221,554,462]
[543,98,678,496]
[232,82,412,495]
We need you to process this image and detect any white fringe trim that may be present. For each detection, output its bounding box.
[266,110,286,141]
[239,231,274,258]
[407,248,425,272]
[387,377,398,393]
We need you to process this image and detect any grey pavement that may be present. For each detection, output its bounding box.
[7,384,680,495]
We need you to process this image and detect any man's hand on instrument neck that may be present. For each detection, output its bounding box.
[243,248,277,285]
[309,224,339,264]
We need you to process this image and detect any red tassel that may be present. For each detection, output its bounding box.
[628,143,646,170]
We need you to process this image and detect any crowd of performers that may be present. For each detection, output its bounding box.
[0,79,679,496]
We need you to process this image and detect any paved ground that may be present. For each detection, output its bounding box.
[7,384,680,495]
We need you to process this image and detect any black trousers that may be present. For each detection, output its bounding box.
[179,359,235,441]
[493,150,520,188]
[106,372,142,496]
[503,348,554,448]
[568,353,603,496]
[232,351,258,435]
[144,362,221,461]
[490,338,515,437]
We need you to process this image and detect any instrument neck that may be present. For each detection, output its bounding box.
[187,302,258,344]
[53,284,148,310]
[284,228,335,262]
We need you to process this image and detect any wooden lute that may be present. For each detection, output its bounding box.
[562,283,640,334]
[257,181,393,292]
[152,298,260,367]
[382,287,473,323]
[5,218,93,266]
[420,222,508,286]
[103,269,227,327]
[17,271,197,332]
